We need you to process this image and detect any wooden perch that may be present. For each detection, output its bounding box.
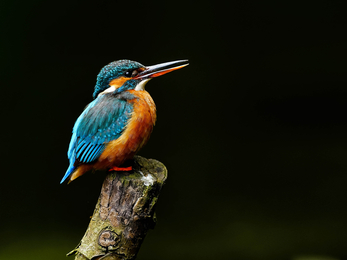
[68,156,168,260]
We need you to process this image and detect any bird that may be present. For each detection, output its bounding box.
[61,59,188,184]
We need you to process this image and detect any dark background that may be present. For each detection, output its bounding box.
[1,0,347,259]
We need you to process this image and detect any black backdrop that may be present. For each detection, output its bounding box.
[1,1,347,260]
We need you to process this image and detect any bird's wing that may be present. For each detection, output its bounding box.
[61,95,133,183]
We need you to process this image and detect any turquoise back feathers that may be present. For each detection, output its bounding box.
[61,93,135,183]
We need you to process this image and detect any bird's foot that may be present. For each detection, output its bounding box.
[108,166,133,172]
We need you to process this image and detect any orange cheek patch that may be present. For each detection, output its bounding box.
[109,76,129,89]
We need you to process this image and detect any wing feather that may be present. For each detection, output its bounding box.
[61,94,134,183]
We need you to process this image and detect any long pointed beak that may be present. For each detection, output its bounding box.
[135,60,189,79]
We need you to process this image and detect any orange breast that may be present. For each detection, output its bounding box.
[96,90,157,169]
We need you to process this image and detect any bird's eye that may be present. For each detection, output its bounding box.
[124,71,132,77]
[124,70,139,78]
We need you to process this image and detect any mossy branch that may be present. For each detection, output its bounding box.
[67,156,168,260]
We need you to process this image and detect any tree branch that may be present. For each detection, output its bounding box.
[67,156,168,260]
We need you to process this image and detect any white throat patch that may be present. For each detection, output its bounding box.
[135,79,151,91]
[98,85,116,97]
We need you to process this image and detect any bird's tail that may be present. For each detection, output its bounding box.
[60,164,76,184]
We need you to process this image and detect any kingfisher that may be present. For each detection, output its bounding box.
[61,59,188,184]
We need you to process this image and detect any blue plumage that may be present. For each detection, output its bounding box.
[60,93,134,183]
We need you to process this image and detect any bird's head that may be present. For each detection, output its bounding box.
[93,59,189,99]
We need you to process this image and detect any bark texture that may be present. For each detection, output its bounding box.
[68,156,167,260]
